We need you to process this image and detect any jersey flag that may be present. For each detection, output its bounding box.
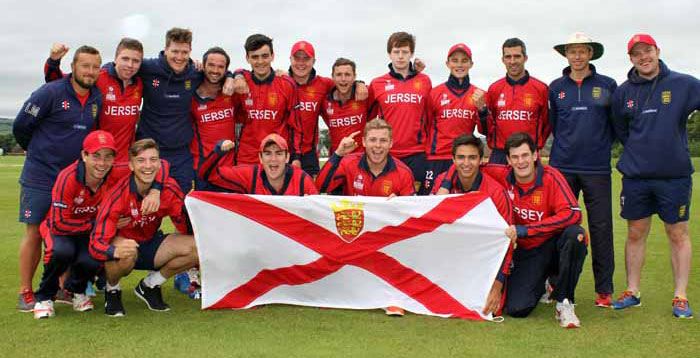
[185,192,509,320]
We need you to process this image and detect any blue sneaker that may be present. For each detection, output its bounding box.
[85,282,96,297]
[672,298,693,318]
[611,290,641,310]
[174,273,189,294]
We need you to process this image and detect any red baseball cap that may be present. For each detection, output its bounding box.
[448,43,472,59]
[291,41,315,58]
[83,130,117,154]
[259,133,288,152]
[627,34,657,54]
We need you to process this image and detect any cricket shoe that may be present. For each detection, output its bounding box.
[17,289,35,312]
[135,279,170,312]
[33,300,55,319]
[539,279,554,304]
[72,293,94,312]
[55,288,73,304]
[104,289,125,317]
[555,299,580,328]
[384,306,404,316]
[611,291,641,310]
[595,293,612,308]
[672,298,693,319]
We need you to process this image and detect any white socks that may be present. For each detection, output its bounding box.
[144,271,167,288]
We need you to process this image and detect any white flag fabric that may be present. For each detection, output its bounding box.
[185,192,509,320]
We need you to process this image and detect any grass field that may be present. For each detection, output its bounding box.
[0,155,698,357]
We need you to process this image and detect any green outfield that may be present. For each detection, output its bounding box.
[0,156,697,357]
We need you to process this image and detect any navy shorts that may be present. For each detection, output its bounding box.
[19,185,52,224]
[620,176,692,223]
[420,159,453,195]
[160,148,194,194]
[300,151,320,176]
[398,152,426,184]
[134,230,167,271]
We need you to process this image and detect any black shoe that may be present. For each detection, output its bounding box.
[105,289,125,317]
[134,279,170,312]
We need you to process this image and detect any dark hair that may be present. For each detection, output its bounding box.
[115,38,143,58]
[245,34,273,55]
[502,37,527,56]
[505,132,536,155]
[332,57,356,75]
[451,134,484,158]
[203,46,230,69]
[165,27,192,47]
[72,45,100,63]
[387,31,415,54]
[129,138,159,159]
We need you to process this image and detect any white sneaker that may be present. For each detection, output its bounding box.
[556,299,580,328]
[34,300,55,319]
[539,279,554,304]
[72,293,94,312]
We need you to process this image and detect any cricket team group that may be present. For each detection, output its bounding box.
[12,26,700,328]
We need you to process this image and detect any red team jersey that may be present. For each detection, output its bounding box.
[40,159,169,239]
[320,86,368,154]
[368,67,432,158]
[480,163,582,249]
[190,92,236,169]
[90,176,188,261]
[486,73,550,150]
[45,61,143,162]
[431,170,512,224]
[316,153,415,196]
[290,70,335,154]
[425,79,488,160]
[234,71,300,165]
[198,149,318,195]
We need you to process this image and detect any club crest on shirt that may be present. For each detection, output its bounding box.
[413,81,422,91]
[74,189,85,204]
[558,91,566,100]
[330,199,365,243]
[351,102,359,111]
[245,95,254,107]
[133,91,140,99]
[524,94,534,108]
[198,104,207,111]
[531,191,542,206]
[662,91,671,104]
[679,205,686,218]
[185,80,192,90]
[62,100,70,110]
[326,102,334,115]
[268,92,278,107]
[353,174,364,190]
[382,180,393,196]
[626,99,634,109]
[91,104,98,119]
[592,87,601,99]
[152,79,160,88]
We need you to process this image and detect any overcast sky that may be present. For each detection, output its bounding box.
[1,0,698,117]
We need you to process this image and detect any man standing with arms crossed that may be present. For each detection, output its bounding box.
[548,32,617,307]
[13,46,102,311]
[611,34,700,318]
[485,38,549,164]
[368,32,432,192]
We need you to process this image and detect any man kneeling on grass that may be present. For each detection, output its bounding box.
[90,139,197,316]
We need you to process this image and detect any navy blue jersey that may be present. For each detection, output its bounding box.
[612,61,700,178]
[14,75,102,190]
[548,65,617,174]
[136,51,203,151]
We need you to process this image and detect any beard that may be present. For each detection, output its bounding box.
[74,75,96,90]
